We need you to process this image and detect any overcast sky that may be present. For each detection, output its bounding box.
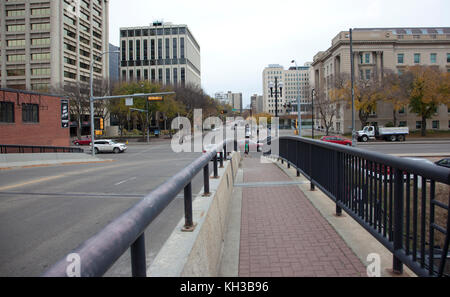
[109,0,450,107]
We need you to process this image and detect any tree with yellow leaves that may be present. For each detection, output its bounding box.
[407,66,449,136]
[330,73,383,129]
[381,70,412,127]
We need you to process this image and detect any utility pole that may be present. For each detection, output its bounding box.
[350,28,357,147]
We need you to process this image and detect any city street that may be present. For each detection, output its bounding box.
[0,140,209,277]
[0,137,448,276]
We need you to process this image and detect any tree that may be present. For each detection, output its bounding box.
[331,73,383,129]
[316,89,339,136]
[61,79,112,139]
[381,70,413,127]
[407,66,449,136]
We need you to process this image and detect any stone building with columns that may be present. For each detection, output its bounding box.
[311,28,450,134]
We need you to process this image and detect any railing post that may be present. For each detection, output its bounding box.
[130,234,147,277]
[182,182,196,232]
[213,154,219,178]
[309,143,315,191]
[203,164,210,196]
[393,168,404,274]
[220,152,224,168]
[336,151,342,216]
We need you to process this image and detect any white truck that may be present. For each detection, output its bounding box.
[357,126,409,142]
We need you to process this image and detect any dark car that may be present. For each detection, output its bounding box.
[320,136,352,146]
[73,138,92,146]
[435,158,450,168]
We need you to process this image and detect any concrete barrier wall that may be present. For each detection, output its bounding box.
[148,152,241,277]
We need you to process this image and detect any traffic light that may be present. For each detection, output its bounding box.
[100,118,104,130]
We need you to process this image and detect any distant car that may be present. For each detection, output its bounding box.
[73,138,91,146]
[320,136,352,146]
[435,158,450,169]
[93,140,127,154]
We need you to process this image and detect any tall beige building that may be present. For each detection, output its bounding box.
[262,63,311,127]
[0,0,110,91]
[311,27,450,134]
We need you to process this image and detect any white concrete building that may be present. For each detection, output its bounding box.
[119,22,201,87]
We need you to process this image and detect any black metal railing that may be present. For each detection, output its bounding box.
[42,140,236,277]
[0,144,84,154]
[276,136,450,277]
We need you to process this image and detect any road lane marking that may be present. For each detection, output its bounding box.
[114,177,137,186]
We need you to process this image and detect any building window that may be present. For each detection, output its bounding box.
[447,53,450,63]
[128,40,133,61]
[430,53,437,64]
[173,68,178,85]
[173,38,177,59]
[397,54,404,64]
[398,107,406,114]
[136,40,141,61]
[416,121,422,129]
[157,39,162,60]
[365,53,370,64]
[121,40,126,61]
[166,68,170,84]
[143,40,148,61]
[432,121,440,129]
[165,38,170,59]
[399,121,407,127]
[180,38,185,59]
[0,102,15,123]
[22,104,39,123]
[365,69,371,80]
[181,67,185,85]
[414,53,421,64]
[151,69,156,82]
[151,39,155,60]
[158,69,163,81]
[144,69,148,80]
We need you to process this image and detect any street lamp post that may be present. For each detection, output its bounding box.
[90,50,119,157]
[311,88,316,140]
[291,60,302,137]
[350,28,357,147]
[268,77,283,130]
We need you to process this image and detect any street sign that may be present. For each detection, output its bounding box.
[148,96,163,101]
[61,99,69,128]
[125,98,133,106]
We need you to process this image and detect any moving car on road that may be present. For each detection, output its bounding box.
[93,140,127,154]
[435,158,450,169]
[320,136,352,146]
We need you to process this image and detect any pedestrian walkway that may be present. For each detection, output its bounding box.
[238,156,367,277]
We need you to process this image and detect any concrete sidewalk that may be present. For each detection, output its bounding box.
[0,153,112,170]
[235,156,367,277]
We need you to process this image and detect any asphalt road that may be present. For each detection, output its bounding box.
[358,142,450,155]
[0,138,448,277]
[0,140,210,277]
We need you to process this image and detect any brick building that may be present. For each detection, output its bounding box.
[0,88,70,147]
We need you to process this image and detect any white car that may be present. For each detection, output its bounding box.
[93,140,127,154]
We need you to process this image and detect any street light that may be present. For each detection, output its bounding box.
[349,28,357,147]
[268,76,283,122]
[291,60,302,137]
[90,50,120,157]
[311,88,316,140]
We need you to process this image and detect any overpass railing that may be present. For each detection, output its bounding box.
[0,144,83,154]
[276,136,450,277]
[42,140,237,277]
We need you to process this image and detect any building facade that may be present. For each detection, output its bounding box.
[0,88,70,146]
[0,0,110,91]
[311,27,450,134]
[250,94,263,114]
[262,63,311,127]
[119,22,201,87]
[228,91,242,113]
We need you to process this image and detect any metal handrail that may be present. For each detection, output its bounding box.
[42,140,236,277]
[275,136,450,277]
[0,144,84,154]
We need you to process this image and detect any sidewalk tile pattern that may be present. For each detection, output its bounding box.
[239,157,367,277]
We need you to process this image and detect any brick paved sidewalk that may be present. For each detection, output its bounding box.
[239,156,367,277]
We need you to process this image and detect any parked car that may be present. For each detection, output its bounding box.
[73,138,91,146]
[435,158,450,169]
[93,140,127,154]
[320,136,352,146]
